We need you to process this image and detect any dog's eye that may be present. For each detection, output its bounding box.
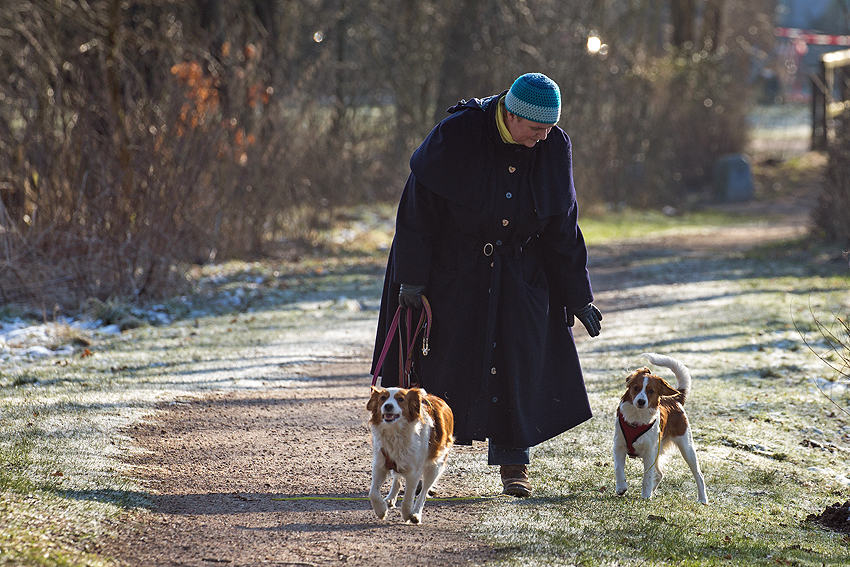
[646,388,654,395]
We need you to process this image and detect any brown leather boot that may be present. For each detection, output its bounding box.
[500,464,532,497]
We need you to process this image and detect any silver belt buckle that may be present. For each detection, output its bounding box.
[483,243,494,256]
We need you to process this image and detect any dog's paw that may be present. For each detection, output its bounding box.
[406,513,422,525]
[615,482,628,496]
[370,496,389,520]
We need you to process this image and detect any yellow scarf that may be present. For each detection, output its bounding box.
[496,96,517,144]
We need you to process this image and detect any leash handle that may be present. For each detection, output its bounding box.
[402,296,431,388]
[371,295,432,387]
[420,296,432,355]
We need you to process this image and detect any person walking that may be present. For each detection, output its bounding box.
[372,72,602,497]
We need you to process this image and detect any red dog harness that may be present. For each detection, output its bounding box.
[617,409,655,457]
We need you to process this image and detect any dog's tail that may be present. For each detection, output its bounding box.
[641,353,691,403]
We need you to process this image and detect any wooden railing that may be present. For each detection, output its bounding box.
[812,48,850,149]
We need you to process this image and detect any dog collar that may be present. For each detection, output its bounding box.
[617,408,655,457]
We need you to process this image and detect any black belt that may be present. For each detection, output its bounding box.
[483,241,525,257]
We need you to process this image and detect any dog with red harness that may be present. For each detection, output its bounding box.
[613,353,708,504]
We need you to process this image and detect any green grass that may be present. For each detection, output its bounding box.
[579,208,761,244]
[478,401,850,566]
[0,430,35,493]
[468,246,850,565]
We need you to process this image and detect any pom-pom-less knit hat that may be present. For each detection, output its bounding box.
[504,73,561,124]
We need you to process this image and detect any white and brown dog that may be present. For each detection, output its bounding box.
[614,353,708,504]
[367,386,454,524]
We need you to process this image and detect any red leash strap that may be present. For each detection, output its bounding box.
[372,306,401,387]
[372,295,432,387]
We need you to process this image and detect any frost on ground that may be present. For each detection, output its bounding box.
[0,276,388,565]
[2,194,850,565]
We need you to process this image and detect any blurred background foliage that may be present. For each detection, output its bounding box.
[0,0,844,308]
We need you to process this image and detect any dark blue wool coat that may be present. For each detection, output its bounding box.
[372,92,594,448]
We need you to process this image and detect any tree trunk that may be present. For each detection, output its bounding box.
[702,0,724,52]
[671,0,695,47]
[434,2,480,122]
[105,0,134,216]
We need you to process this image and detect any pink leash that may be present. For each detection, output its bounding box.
[372,295,432,388]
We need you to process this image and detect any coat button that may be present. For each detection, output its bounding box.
[506,192,512,199]
[491,367,497,374]
[508,166,516,173]
[492,397,498,403]
[502,219,509,226]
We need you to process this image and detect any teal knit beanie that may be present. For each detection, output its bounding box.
[505,73,561,124]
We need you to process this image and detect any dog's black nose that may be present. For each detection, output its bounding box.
[635,399,645,408]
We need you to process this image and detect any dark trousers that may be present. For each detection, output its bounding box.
[488,442,530,465]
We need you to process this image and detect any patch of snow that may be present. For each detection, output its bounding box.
[808,467,850,487]
[96,324,122,336]
[812,377,849,398]
[24,346,54,358]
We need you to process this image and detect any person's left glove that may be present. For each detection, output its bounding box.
[398,284,426,309]
[567,303,602,337]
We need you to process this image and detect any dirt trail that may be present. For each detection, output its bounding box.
[101,363,500,566]
[100,193,816,566]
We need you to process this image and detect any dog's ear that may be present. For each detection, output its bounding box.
[367,387,383,412]
[404,388,423,419]
[656,378,681,398]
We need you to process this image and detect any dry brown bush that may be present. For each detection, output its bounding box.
[568,46,750,209]
[0,1,399,310]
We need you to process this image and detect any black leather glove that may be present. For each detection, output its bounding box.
[568,303,602,337]
[398,284,425,309]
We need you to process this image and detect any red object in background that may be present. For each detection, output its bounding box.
[775,27,850,46]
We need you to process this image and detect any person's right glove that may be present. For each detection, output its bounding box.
[568,303,602,337]
[398,284,425,309]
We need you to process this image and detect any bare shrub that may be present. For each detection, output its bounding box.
[566,45,750,209]
[0,1,399,309]
[798,298,850,418]
[0,2,221,307]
